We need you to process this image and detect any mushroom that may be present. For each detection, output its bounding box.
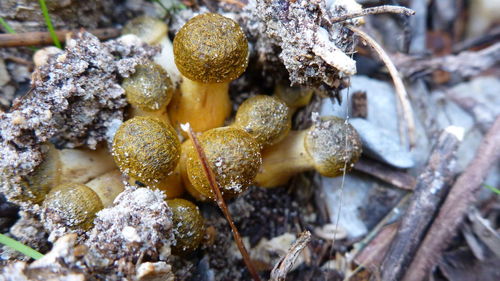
[112,116,181,187]
[169,13,249,134]
[255,116,362,188]
[122,60,174,124]
[232,95,291,148]
[166,198,204,255]
[42,182,104,231]
[184,127,261,200]
[86,170,125,208]
[273,84,314,116]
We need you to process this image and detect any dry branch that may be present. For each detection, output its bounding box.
[403,116,500,281]
[348,25,416,149]
[377,126,464,281]
[181,124,261,281]
[354,158,416,191]
[330,5,415,24]
[270,231,312,281]
[0,28,120,48]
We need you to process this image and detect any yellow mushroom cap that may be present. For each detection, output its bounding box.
[122,61,174,112]
[186,127,261,199]
[43,182,103,231]
[173,13,249,83]
[122,16,168,45]
[166,198,204,255]
[304,116,362,177]
[234,95,291,147]
[112,116,181,184]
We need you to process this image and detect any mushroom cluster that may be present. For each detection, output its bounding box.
[12,12,362,257]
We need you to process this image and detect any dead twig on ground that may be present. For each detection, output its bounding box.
[403,116,500,281]
[330,5,415,24]
[348,25,416,149]
[377,126,464,281]
[270,231,312,281]
[182,123,262,281]
[394,42,500,78]
[0,28,120,48]
[354,158,416,191]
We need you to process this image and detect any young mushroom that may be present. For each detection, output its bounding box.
[273,84,314,115]
[169,13,249,133]
[166,198,205,255]
[42,182,104,231]
[112,116,181,188]
[255,116,362,188]
[184,127,261,200]
[86,170,125,208]
[122,60,174,124]
[232,95,291,148]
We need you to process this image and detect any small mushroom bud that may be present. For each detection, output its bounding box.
[166,198,204,255]
[185,127,261,200]
[42,182,104,231]
[86,170,125,207]
[255,116,362,188]
[122,16,168,45]
[112,116,181,185]
[122,60,174,124]
[169,13,249,133]
[232,95,291,148]
[274,84,314,115]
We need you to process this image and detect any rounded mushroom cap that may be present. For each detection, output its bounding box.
[112,116,181,184]
[122,61,174,112]
[274,84,314,109]
[122,16,168,45]
[43,182,103,231]
[186,127,261,199]
[304,116,362,177]
[173,13,248,83]
[166,198,204,255]
[234,95,291,147]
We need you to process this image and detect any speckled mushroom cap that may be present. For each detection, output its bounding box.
[166,198,204,255]
[43,182,103,231]
[186,127,261,199]
[304,116,362,177]
[122,61,174,112]
[173,13,249,83]
[112,116,181,184]
[234,95,291,147]
[122,16,168,45]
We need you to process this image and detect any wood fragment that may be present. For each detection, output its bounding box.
[348,25,416,149]
[354,158,416,191]
[377,126,464,281]
[404,116,500,281]
[330,5,415,24]
[181,123,261,281]
[0,28,120,48]
[270,231,312,281]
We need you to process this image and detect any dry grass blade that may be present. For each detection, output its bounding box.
[348,25,416,149]
[181,123,261,281]
[330,5,415,24]
[270,231,312,281]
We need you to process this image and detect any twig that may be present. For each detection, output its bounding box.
[270,231,312,281]
[403,116,500,281]
[348,25,416,149]
[354,158,416,191]
[181,124,261,281]
[377,126,464,281]
[0,28,120,48]
[330,5,415,24]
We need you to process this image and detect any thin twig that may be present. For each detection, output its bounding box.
[270,231,312,281]
[0,28,120,48]
[181,124,261,281]
[404,116,500,281]
[348,25,416,149]
[354,158,416,191]
[331,5,415,24]
[377,126,464,281]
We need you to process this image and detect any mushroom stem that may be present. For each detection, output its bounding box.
[58,147,116,184]
[255,131,313,187]
[86,170,125,208]
[169,78,231,133]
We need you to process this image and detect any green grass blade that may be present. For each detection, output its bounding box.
[485,184,500,195]
[0,17,17,34]
[0,233,44,260]
[38,0,62,49]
